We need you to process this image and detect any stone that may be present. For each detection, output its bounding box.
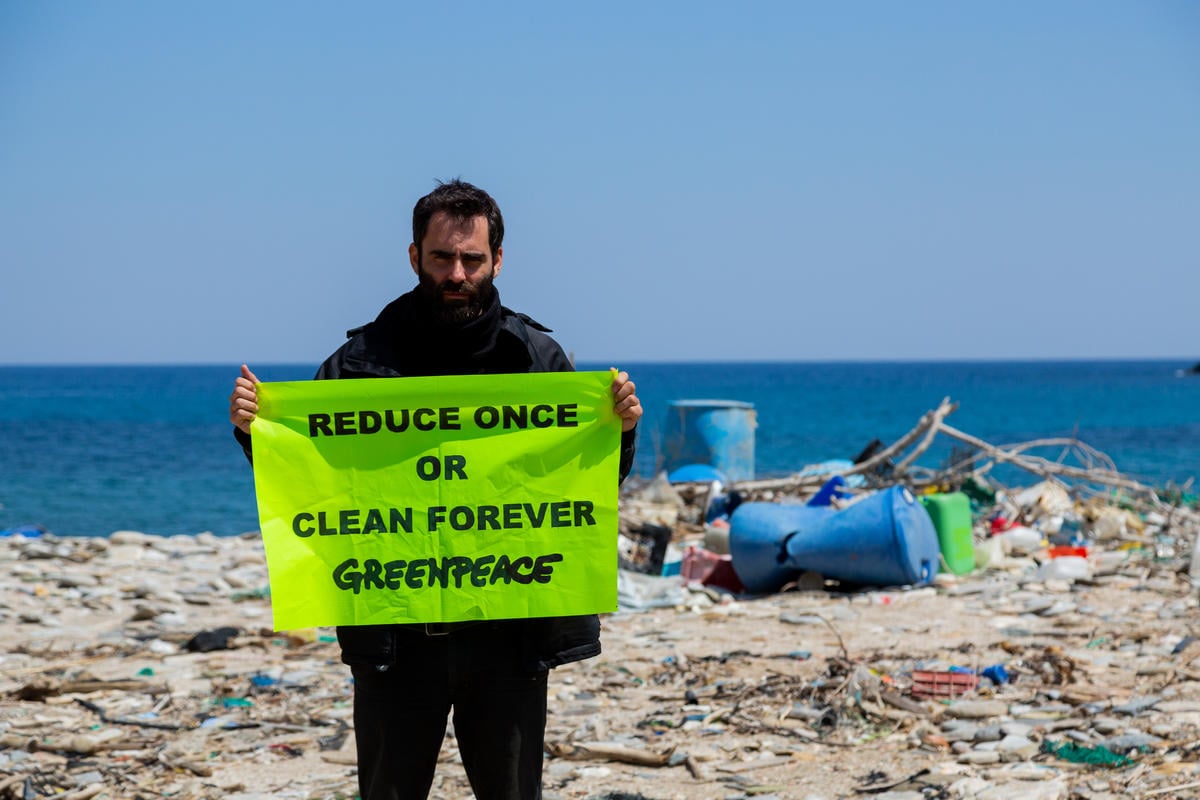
[109,531,154,546]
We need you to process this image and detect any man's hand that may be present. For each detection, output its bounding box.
[229,364,260,434]
[610,368,643,433]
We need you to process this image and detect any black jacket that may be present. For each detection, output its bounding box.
[236,288,636,671]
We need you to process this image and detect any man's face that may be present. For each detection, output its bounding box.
[409,212,502,324]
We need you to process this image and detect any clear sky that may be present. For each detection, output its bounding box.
[2,1,1197,364]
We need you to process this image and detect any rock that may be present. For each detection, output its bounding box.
[109,531,154,546]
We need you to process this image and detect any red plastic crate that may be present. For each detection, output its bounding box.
[911,670,978,698]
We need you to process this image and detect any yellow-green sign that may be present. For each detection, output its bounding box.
[250,372,620,630]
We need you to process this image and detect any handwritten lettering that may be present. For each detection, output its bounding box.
[332,553,565,593]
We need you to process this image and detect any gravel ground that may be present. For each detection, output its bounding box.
[2,525,1199,800]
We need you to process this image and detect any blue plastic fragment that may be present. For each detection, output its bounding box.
[0,524,46,538]
[667,463,728,484]
[982,664,1010,684]
[806,476,851,507]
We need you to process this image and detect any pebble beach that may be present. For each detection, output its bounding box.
[3,497,1200,800]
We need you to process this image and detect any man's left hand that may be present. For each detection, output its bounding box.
[610,369,643,433]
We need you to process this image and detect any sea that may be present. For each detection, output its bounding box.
[1,360,1196,538]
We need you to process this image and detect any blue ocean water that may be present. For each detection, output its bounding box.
[0,361,1196,538]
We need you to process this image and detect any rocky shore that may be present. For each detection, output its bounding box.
[2,514,1199,800]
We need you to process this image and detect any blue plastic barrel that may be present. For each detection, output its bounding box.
[662,400,756,483]
[728,486,940,593]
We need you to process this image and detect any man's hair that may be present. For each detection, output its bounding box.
[412,179,504,258]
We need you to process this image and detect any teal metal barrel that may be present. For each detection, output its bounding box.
[662,400,756,483]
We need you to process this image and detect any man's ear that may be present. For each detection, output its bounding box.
[492,246,503,278]
[409,243,420,276]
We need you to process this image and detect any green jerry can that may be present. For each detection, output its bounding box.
[920,492,976,575]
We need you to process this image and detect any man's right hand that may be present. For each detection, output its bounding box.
[229,364,260,434]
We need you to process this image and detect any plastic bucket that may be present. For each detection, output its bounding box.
[662,400,756,483]
[728,486,940,593]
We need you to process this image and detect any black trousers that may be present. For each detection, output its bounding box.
[351,624,548,800]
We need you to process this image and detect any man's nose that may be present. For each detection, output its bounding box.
[448,258,467,282]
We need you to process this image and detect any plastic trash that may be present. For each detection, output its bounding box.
[1191,534,1200,586]
[680,546,745,593]
[730,486,940,592]
[1040,740,1134,767]
[0,524,46,538]
[1035,555,1090,582]
[666,463,728,484]
[999,525,1043,555]
[981,664,1010,685]
[920,492,976,575]
[182,626,241,653]
[617,522,672,575]
[806,475,851,507]
[911,669,978,698]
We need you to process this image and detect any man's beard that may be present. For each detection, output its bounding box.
[416,264,496,324]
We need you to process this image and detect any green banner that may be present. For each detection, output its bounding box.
[250,372,620,630]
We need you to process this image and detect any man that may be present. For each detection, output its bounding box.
[228,179,642,800]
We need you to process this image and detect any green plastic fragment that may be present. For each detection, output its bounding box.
[137,667,155,676]
[961,476,996,505]
[232,586,271,601]
[1085,637,1109,649]
[221,697,254,708]
[1040,739,1134,767]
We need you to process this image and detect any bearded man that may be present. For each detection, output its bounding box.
[229,179,642,800]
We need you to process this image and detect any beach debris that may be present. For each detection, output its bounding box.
[1,399,1198,799]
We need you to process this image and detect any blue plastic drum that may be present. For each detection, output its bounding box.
[662,400,756,483]
[728,485,940,593]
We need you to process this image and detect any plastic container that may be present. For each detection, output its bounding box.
[999,524,1043,555]
[728,485,941,593]
[920,492,976,575]
[666,463,728,484]
[1035,555,1090,582]
[1047,545,1089,559]
[662,400,756,483]
[681,546,745,593]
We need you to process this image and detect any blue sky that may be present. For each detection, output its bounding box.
[2,2,1197,364]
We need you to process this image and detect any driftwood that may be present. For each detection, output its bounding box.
[545,741,674,766]
[730,397,1198,524]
